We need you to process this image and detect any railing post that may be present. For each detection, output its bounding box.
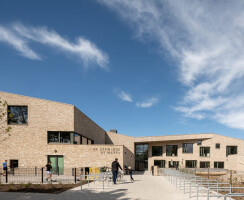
[35,167,37,176]
[103,173,104,190]
[57,166,59,176]
[41,167,44,183]
[74,168,77,183]
[6,168,8,183]
[189,181,191,198]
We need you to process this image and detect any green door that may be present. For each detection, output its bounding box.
[48,156,64,175]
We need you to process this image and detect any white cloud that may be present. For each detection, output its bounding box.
[136,97,158,108]
[0,23,109,69]
[114,89,133,102]
[0,25,40,60]
[99,0,244,130]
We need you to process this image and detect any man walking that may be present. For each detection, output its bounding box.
[111,158,122,184]
[45,161,52,182]
[2,160,7,176]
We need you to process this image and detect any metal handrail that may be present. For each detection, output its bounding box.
[224,193,244,200]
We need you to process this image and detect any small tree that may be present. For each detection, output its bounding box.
[0,97,11,141]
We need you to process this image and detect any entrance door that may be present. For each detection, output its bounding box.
[48,155,64,175]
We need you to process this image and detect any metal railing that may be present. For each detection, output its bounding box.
[224,193,244,200]
[80,171,125,190]
[161,168,244,199]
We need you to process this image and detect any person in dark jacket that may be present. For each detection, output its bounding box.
[111,158,122,184]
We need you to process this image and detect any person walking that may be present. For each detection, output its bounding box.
[111,158,122,184]
[128,166,134,182]
[45,161,52,182]
[2,160,7,176]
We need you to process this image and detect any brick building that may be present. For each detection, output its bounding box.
[0,91,243,173]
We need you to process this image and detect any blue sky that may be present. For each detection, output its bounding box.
[0,0,244,139]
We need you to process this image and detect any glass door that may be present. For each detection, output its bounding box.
[48,155,64,175]
[135,144,148,171]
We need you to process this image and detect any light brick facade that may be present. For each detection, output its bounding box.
[0,91,243,172]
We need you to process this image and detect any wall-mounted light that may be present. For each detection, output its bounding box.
[54,150,57,153]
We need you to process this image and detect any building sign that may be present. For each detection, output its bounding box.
[93,147,120,155]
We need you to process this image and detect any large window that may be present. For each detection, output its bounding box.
[8,106,28,125]
[200,161,210,168]
[182,143,193,153]
[154,160,165,168]
[168,161,179,168]
[166,145,178,156]
[214,162,224,169]
[135,144,148,171]
[200,147,210,157]
[152,146,163,156]
[226,146,238,156]
[48,132,74,144]
[185,160,197,168]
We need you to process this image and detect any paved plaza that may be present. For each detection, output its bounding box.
[0,175,230,200]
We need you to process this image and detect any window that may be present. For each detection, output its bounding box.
[216,143,220,149]
[166,145,178,156]
[154,160,165,168]
[200,161,210,168]
[185,160,197,168]
[74,134,81,144]
[200,147,210,157]
[135,144,148,171]
[8,106,28,125]
[48,132,59,143]
[168,161,179,168]
[82,137,87,145]
[91,140,94,144]
[10,160,18,168]
[60,132,71,143]
[48,132,75,144]
[214,162,224,169]
[152,146,163,156]
[182,143,193,153]
[197,140,202,145]
[226,146,238,156]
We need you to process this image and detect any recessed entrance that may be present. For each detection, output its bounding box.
[135,144,148,171]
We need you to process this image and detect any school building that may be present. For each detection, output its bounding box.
[0,91,243,173]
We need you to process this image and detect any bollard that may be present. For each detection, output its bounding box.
[74,168,77,183]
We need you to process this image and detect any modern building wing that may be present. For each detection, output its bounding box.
[0,91,243,172]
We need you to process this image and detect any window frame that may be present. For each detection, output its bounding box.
[47,131,94,145]
[214,162,224,169]
[166,145,178,157]
[8,105,28,125]
[200,161,210,168]
[200,147,210,157]
[226,146,238,156]
[215,143,220,149]
[182,143,193,154]
[185,160,197,168]
[154,160,165,168]
[152,146,163,156]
